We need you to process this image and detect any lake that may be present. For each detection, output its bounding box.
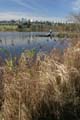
[0,32,69,58]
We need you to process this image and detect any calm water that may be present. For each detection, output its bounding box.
[0,32,69,58]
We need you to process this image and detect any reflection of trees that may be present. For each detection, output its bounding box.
[11,40,15,46]
[5,38,7,47]
[0,39,2,45]
[27,39,30,45]
[27,33,33,45]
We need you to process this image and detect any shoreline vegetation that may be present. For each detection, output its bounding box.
[0,38,80,120]
[0,21,80,38]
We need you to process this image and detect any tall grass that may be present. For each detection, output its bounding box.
[1,39,80,120]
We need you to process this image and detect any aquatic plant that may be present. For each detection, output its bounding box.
[0,48,17,71]
[24,49,36,58]
[0,48,10,57]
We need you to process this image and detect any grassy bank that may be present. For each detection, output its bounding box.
[57,32,80,38]
[0,39,80,120]
[0,24,80,39]
[0,25,17,31]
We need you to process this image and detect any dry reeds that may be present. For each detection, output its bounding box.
[2,39,80,120]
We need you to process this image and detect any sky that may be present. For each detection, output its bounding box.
[0,0,80,21]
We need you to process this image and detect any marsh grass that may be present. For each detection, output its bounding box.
[0,25,17,31]
[0,39,80,120]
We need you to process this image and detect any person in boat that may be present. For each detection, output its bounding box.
[47,29,53,38]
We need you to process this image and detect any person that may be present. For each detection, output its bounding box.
[48,29,52,38]
[49,29,52,35]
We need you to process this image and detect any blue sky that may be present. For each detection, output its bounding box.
[0,0,80,21]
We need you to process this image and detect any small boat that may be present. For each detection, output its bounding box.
[37,30,53,38]
[36,34,51,37]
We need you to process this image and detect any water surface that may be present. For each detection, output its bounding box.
[0,32,69,58]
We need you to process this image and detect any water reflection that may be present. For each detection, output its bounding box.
[5,39,7,46]
[0,39,2,44]
[27,39,30,45]
[11,39,15,46]
[0,32,69,58]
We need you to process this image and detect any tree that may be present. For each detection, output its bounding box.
[70,13,80,23]
[27,20,31,28]
[69,13,80,32]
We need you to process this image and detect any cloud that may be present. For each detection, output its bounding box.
[0,11,67,23]
[9,0,52,16]
[9,0,35,10]
[0,12,23,20]
[72,0,80,11]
